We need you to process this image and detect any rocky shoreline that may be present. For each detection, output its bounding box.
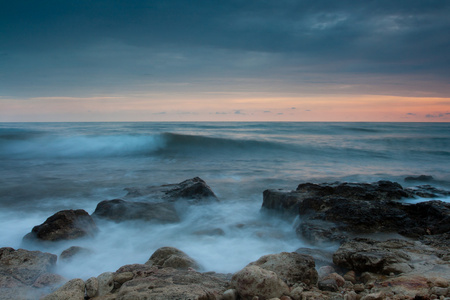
[1,177,449,299]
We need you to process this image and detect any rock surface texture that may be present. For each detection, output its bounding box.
[23,209,98,242]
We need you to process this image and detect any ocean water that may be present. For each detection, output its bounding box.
[0,122,449,279]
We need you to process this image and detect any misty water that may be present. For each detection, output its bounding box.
[1,122,449,280]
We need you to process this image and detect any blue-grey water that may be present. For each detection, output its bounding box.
[0,122,449,279]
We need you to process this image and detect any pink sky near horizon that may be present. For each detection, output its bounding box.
[1,94,449,122]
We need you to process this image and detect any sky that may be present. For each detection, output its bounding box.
[1,0,449,122]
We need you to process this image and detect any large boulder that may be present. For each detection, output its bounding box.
[124,177,218,203]
[145,246,201,270]
[231,265,289,300]
[248,252,318,286]
[0,247,61,300]
[23,209,98,242]
[262,181,411,215]
[263,181,450,244]
[0,247,57,286]
[92,199,180,223]
[111,265,229,300]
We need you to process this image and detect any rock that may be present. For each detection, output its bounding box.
[23,209,98,242]
[323,273,345,287]
[295,247,334,267]
[404,175,434,182]
[97,272,115,296]
[318,266,335,279]
[223,288,239,300]
[93,199,180,223]
[0,247,57,286]
[289,286,304,300]
[361,292,385,300]
[248,252,318,286]
[343,271,356,284]
[193,228,225,236]
[41,278,85,300]
[113,272,134,285]
[318,278,339,292]
[262,180,450,244]
[333,238,413,275]
[60,246,92,261]
[124,177,218,203]
[406,185,450,198]
[115,267,228,300]
[85,276,99,298]
[231,265,290,300]
[32,273,65,288]
[430,287,448,296]
[145,246,201,270]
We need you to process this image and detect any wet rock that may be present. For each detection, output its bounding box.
[295,247,335,267]
[23,209,98,242]
[343,271,356,284]
[231,265,290,300]
[93,199,180,223]
[248,252,318,286]
[40,278,85,300]
[124,177,218,203]
[406,185,450,198]
[0,247,57,286]
[145,246,201,270]
[263,180,450,244]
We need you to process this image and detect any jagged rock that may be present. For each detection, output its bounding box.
[263,181,450,244]
[40,278,85,300]
[124,177,218,203]
[92,199,180,223]
[23,209,98,242]
[231,265,290,300]
[145,246,201,270]
[0,247,57,286]
[248,252,318,286]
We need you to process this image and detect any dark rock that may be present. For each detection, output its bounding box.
[23,209,98,242]
[124,177,218,203]
[318,278,339,292]
[406,185,450,198]
[264,181,450,244]
[400,200,450,236]
[0,247,57,286]
[145,246,201,270]
[92,199,180,223]
[405,175,434,182]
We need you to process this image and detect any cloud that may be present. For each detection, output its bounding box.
[1,0,450,102]
[406,113,416,116]
[425,113,450,118]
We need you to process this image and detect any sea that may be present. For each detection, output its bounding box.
[0,122,449,280]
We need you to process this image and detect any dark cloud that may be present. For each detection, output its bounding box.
[1,0,449,98]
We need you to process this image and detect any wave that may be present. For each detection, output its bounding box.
[0,131,295,159]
